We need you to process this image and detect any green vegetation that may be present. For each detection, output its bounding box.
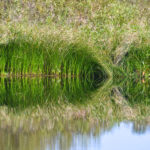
[0,34,107,109]
[0,0,150,134]
[0,75,105,109]
[0,35,107,80]
[119,45,150,105]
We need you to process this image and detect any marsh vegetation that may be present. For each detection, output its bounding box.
[0,0,150,149]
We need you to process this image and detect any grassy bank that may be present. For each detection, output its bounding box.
[0,0,150,133]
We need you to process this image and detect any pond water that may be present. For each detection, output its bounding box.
[1,122,150,150]
[1,64,150,150]
[99,122,150,150]
[0,75,150,150]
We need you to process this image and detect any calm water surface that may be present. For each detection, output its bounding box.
[46,122,150,150]
[1,122,150,150]
[0,73,150,150]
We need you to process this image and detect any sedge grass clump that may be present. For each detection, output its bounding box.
[0,35,107,81]
[0,34,108,109]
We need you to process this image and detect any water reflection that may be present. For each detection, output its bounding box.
[118,45,150,105]
[1,122,150,150]
[100,122,150,150]
[120,78,150,105]
[0,76,106,109]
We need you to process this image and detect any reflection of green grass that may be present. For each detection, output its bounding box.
[119,45,150,105]
[0,76,105,109]
[1,77,150,134]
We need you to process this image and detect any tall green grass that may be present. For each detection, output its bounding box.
[0,35,107,82]
[0,75,105,109]
[117,45,150,105]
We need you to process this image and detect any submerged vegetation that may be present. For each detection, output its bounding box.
[0,0,150,134]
